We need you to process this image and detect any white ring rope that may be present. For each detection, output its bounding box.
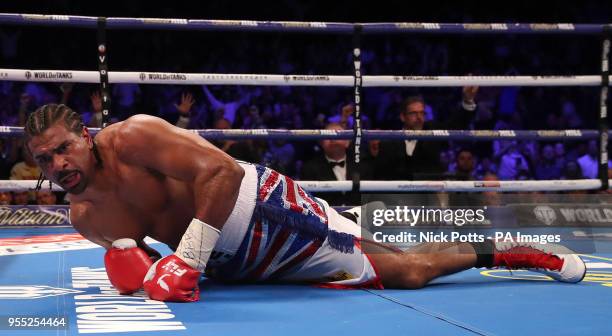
[0,179,606,192]
[0,180,65,192]
[0,69,609,87]
[298,179,606,192]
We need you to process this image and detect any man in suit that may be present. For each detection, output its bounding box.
[376,86,478,181]
[301,122,372,206]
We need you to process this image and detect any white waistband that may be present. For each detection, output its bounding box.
[213,161,257,257]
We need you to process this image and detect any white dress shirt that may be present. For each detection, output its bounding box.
[325,156,347,181]
[405,140,417,156]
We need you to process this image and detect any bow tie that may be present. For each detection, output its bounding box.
[328,160,345,168]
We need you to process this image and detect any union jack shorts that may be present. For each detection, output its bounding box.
[206,163,382,288]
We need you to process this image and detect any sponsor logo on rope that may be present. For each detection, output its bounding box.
[530,75,577,80]
[533,206,556,225]
[537,130,576,137]
[463,23,508,30]
[473,181,501,188]
[396,182,445,191]
[529,23,575,31]
[0,72,7,79]
[0,126,10,133]
[140,18,188,25]
[470,130,516,137]
[395,23,440,30]
[139,73,187,81]
[208,20,258,27]
[24,71,73,80]
[282,75,330,82]
[565,130,582,136]
[536,130,564,137]
[280,21,327,28]
[22,14,69,21]
[201,74,269,81]
[300,181,338,191]
[498,130,516,137]
[394,76,439,81]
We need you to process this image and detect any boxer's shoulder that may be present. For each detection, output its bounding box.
[111,115,175,161]
[115,114,168,137]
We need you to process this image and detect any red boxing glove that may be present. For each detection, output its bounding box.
[104,238,153,295]
[143,255,201,302]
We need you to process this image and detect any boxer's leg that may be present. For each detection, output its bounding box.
[364,241,478,289]
[365,238,586,288]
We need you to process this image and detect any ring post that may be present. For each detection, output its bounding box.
[599,25,610,190]
[97,17,112,129]
[352,24,363,193]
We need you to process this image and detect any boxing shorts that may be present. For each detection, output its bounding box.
[204,162,382,289]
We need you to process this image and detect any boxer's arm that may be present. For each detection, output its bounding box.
[115,114,244,231]
[116,116,243,302]
[70,203,112,249]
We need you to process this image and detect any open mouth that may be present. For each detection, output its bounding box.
[60,172,80,189]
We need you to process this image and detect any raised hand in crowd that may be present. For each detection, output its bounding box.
[462,85,478,104]
[87,91,103,127]
[175,92,195,117]
[17,93,32,126]
[60,83,74,105]
[340,103,354,129]
[91,91,102,113]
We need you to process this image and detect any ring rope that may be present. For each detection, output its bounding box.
[1,14,609,195]
[0,127,603,141]
[0,179,607,192]
[0,69,608,87]
[0,13,607,35]
[297,180,606,192]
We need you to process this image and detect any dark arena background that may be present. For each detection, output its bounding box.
[0,1,612,335]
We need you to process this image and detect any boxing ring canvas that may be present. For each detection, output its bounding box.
[1,226,610,336]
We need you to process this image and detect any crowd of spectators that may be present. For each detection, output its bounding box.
[0,2,610,205]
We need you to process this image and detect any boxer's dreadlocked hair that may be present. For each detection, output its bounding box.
[25,104,85,191]
[25,104,83,139]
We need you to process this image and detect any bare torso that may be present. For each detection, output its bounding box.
[70,122,198,250]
